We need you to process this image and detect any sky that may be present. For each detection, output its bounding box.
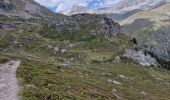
[34,0,119,13]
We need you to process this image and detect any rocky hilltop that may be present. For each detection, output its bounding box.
[48,14,122,37]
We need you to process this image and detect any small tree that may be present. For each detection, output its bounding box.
[130,37,138,45]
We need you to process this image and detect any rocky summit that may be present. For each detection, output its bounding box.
[0,0,170,100]
[47,14,122,37]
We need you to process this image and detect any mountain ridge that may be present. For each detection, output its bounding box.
[62,0,167,15]
[0,0,53,19]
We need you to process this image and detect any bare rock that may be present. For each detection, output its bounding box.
[61,49,67,53]
[115,56,121,62]
[47,45,53,50]
[53,47,59,53]
[112,80,122,85]
[118,75,128,80]
[123,49,159,66]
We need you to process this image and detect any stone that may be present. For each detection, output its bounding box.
[141,91,147,96]
[112,88,117,92]
[107,79,112,83]
[102,73,106,75]
[58,63,71,68]
[61,49,67,53]
[115,56,121,62]
[112,80,122,85]
[118,75,128,80]
[67,43,76,48]
[53,47,59,53]
[47,45,53,50]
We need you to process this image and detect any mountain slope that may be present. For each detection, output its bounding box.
[122,3,170,68]
[0,0,53,19]
[0,0,170,100]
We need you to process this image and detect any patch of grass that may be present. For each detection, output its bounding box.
[17,59,117,100]
[17,58,170,100]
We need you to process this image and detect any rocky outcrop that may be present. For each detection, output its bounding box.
[0,0,13,11]
[147,46,170,69]
[149,47,170,61]
[0,22,17,31]
[50,14,123,36]
[123,49,159,66]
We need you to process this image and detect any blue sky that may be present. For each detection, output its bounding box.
[34,0,119,13]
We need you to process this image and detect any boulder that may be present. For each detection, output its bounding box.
[115,56,121,62]
[61,49,67,53]
[53,47,59,53]
[47,45,53,50]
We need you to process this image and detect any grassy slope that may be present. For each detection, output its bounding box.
[16,58,170,100]
[15,34,170,100]
[0,15,170,100]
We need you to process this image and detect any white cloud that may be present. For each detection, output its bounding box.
[35,0,58,8]
[102,0,119,7]
[34,0,120,12]
[55,0,89,12]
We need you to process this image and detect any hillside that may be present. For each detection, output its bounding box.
[122,3,170,68]
[0,0,170,100]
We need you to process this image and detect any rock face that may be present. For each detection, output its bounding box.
[123,49,159,66]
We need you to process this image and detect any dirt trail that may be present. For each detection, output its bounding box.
[0,60,20,100]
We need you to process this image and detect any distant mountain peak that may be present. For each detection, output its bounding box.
[60,0,166,15]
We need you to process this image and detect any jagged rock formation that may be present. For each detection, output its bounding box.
[46,14,123,37]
